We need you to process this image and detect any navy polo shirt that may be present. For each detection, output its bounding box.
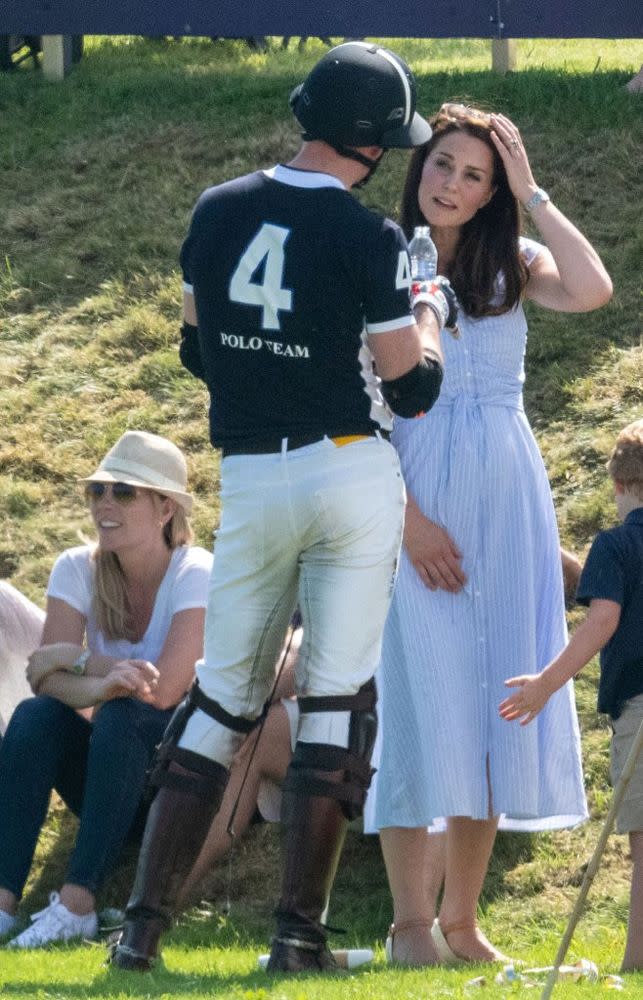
[180,165,414,450]
[576,507,643,719]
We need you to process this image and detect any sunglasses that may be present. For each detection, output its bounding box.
[85,482,140,504]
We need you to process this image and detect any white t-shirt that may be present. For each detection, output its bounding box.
[47,544,212,663]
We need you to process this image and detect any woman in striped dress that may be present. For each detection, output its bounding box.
[366,104,612,965]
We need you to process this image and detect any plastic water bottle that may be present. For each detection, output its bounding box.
[408,225,438,280]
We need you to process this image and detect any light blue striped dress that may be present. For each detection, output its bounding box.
[365,239,588,833]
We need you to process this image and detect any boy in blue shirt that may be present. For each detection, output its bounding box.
[499,417,643,971]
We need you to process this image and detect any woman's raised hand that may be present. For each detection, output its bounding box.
[489,113,538,206]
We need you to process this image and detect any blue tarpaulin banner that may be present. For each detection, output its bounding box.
[3,2,641,39]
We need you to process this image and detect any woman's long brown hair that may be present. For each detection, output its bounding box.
[400,104,528,318]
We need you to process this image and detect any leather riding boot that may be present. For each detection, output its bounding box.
[111,758,228,970]
[267,784,347,972]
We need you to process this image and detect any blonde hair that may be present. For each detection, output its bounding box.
[606,418,643,500]
[92,496,194,641]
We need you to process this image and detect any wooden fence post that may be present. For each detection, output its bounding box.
[492,38,517,74]
[41,35,72,81]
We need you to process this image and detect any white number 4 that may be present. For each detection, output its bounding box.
[395,250,412,290]
[229,224,293,331]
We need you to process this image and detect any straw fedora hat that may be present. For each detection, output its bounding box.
[81,431,193,514]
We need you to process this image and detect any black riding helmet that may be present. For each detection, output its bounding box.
[290,41,432,149]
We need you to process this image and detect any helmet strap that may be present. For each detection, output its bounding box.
[333,145,386,189]
[298,132,386,188]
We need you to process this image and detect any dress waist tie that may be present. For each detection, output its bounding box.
[432,392,524,596]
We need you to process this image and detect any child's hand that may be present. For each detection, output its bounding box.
[499,673,551,725]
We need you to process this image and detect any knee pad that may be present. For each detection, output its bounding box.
[289,679,378,820]
[149,681,260,795]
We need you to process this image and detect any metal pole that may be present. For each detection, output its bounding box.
[540,718,643,1000]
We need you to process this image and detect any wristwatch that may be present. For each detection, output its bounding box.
[72,649,91,675]
[524,188,550,213]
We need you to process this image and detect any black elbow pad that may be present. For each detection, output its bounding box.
[179,321,206,381]
[381,357,443,418]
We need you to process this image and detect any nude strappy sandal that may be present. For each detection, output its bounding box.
[431,918,511,964]
[385,918,433,964]
[431,918,469,964]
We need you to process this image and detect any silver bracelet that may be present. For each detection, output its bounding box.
[524,188,550,213]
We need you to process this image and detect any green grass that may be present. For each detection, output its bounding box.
[0,35,642,997]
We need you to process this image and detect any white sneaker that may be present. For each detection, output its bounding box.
[0,909,17,936]
[7,892,97,948]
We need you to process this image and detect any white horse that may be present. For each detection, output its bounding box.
[0,582,44,734]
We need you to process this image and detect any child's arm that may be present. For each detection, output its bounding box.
[499,598,621,725]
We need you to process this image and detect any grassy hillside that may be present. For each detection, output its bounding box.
[0,35,641,998]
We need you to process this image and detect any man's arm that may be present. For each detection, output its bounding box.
[183,290,197,325]
[179,290,206,380]
[413,301,446,364]
[368,307,443,419]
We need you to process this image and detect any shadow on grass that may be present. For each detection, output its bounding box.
[487,829,537,902]
[0,965,375,999]
[23,804,537,936]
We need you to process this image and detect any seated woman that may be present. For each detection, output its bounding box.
[0,583,44,736]
[0,430,212,947]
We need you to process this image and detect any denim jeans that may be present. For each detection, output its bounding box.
[0,695,173,898]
